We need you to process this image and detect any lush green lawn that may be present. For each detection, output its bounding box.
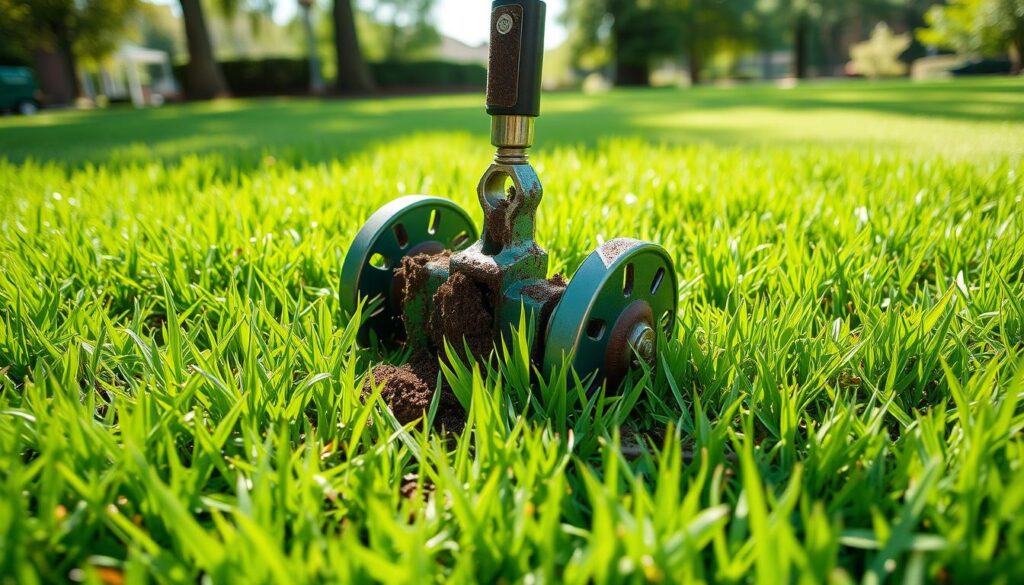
[2,77,1022,165]
[1,78,1022,583]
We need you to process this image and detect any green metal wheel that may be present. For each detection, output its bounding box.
[340,195,477,346]
[542,238,678,388]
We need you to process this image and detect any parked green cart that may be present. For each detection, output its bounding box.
[0,66,40,115]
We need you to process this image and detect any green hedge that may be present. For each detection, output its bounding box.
[370,60,486,87]
[173,58,485,97]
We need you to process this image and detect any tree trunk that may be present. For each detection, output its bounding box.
[689,38,703,85]
[32,49,74,106]
[793,10,809,79]
[820,20,846,77]
[610,25,649,87]
[53,21,81,101]
[333,0,375,94]
[301,4,325,94]
[388,21,401,61]
[179,0,228,100]
[614,62,650,86]
[1010,39,1023,76]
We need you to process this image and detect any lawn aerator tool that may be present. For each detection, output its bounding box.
[341,0,678,388]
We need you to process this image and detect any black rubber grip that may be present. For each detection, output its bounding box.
[486,0,545,117]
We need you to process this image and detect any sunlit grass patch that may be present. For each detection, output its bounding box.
[1,79,1023,582]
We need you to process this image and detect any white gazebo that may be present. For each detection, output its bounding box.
[91,44,178,108]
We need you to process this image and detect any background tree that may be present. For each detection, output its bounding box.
[780,0,932,78]
[668,0,748,84]
[178,0,281,99]
[567,0,685,86]
[565,0,619,82]
[748,0,791,79]
[334,0,376,93]
[128,2,183,58]
[370,0,440,61]
[0,0,138,104]
[613,4,679,85]
[179,0,229,99]
[790,0,812,78]
[0,2,35,66]
[567,0,754,86]
[298,0,325,94]
[919,0,1024,73]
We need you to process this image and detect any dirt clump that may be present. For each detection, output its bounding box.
[399,472,436,500]
[598,238,635,264]
[392,251,450,341]
[452,251,504,293]
[393,251,450,306]
[377,237,565,434]
[521,273,568,343]
[521,273,567,302]
[429,272,497,360]
[484,196,511,247]
[367,364,432,425]
[366,352,465,433]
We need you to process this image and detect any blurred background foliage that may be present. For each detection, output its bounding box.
[0,0,1020,106]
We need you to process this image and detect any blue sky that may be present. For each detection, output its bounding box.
[150,1,568,50]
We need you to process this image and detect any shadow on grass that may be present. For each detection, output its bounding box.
[0,77,1021,169]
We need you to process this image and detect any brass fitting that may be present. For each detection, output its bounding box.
[491,115,534,148]
[490,115,534,164]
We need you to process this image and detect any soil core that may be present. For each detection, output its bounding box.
[430,272,497,359]
[368,246,566,433]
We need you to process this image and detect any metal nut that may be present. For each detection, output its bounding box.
[628,322,656,367]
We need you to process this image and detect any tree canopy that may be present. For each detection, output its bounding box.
[566,0,945,85]
[0,0,138,63]
[369,0,440,61]
[919,0,1024,72]
[0,0,138,102]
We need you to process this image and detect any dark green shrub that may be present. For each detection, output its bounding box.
[369,61,486,88]
[174,58,485,97]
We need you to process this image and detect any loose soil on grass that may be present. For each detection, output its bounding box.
[368,248,566,432]
[366,352,465,433]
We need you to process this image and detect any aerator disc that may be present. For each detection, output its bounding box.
[542,238,678,388]
[340,195,477,346]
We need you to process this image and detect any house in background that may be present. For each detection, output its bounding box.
[81,44,179,108]
[434,36,488,65]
